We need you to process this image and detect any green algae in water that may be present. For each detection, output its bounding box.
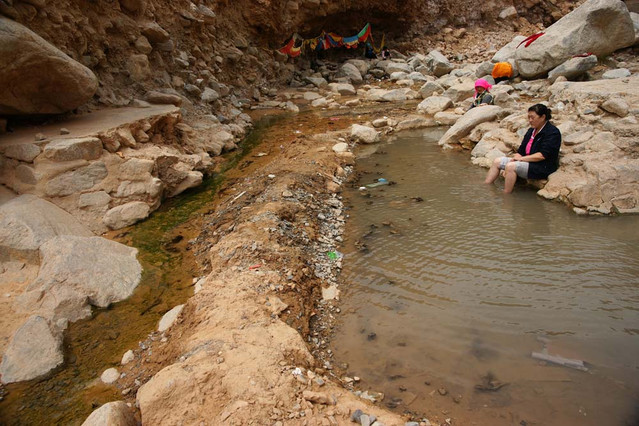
[0,114,284,426]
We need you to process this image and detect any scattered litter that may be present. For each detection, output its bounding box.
[326,250,343,260]
[248,264,262,270]
[532,336,589,371]
[229,190,246,205]
[329,117,340,121]
[366,178,389,188]
[475,372,508,392]
[532,351,588,371]
[358,186,367,191]
[254,152,268,157]
[268,174,276,179]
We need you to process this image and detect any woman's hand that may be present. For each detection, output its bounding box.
[512,153,523,161]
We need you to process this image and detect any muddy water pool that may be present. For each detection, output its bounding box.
[333,128,639,425]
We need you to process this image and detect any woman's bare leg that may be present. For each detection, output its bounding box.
[503,162,519,193]
[485,157,503,184]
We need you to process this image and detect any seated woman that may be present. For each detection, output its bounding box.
[381,46,391,60]
[469,79,494,109]
[484,104,562,193]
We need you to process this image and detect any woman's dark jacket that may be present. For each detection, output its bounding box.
[517,122,562,179]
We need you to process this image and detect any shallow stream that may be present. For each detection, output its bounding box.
[0,115,281,425]
[333,128,639,425]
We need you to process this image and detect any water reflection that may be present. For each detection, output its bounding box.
[333,129,639,426]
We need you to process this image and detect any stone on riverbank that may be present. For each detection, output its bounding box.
[158,304,185,332]
[439,106,502,147]
[81,401,137,426]
[0,315,63,384]
[350,124,379,144]
[417,96,453,115]
[100,368,120,384]
[103,201,151,230]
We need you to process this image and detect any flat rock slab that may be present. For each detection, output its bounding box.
[0,105,179,148]
[22,235,141,322]
[550,74,639,104]
[0,315,63,384]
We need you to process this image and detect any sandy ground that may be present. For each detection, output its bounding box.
[106,102,445,425]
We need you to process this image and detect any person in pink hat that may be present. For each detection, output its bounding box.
[469,78,494,109]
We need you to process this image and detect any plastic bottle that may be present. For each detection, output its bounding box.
[365,178,389,188]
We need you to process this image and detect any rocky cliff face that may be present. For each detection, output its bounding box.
[1,0,578,116]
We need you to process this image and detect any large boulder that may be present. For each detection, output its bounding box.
[492,36,527,63]
[419,81,445,98]
[443,82,475,102]
[0,16,98,114]
[365,88,408,102]
[385,62,412,74]
[439,105,503,147]
[416,96,453,115]
[338,63,363,84]
[103,201,151,229]
[350,124,379,144]
[514,0,635,78]
[20,235,142,322]
[426,50,454,77]
[0,315,63,384]
[327,83,356,95]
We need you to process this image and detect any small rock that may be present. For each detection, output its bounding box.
[121,350,134,365]
[302,390,333,405]
[101,368,119,384]
[438,387,448,395]
[60,128,70,135]
[350,409,363,422]
[34,133,46,141]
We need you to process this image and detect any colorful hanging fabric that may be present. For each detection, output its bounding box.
[278,38,296,55]
[342,34,360,48]
[325,33,343,48]
[277,23,374,56]
[278,36,302,57]
[357,23,371,42]
[373,34,385,54]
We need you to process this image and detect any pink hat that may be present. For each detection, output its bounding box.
[475,78,492,90]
